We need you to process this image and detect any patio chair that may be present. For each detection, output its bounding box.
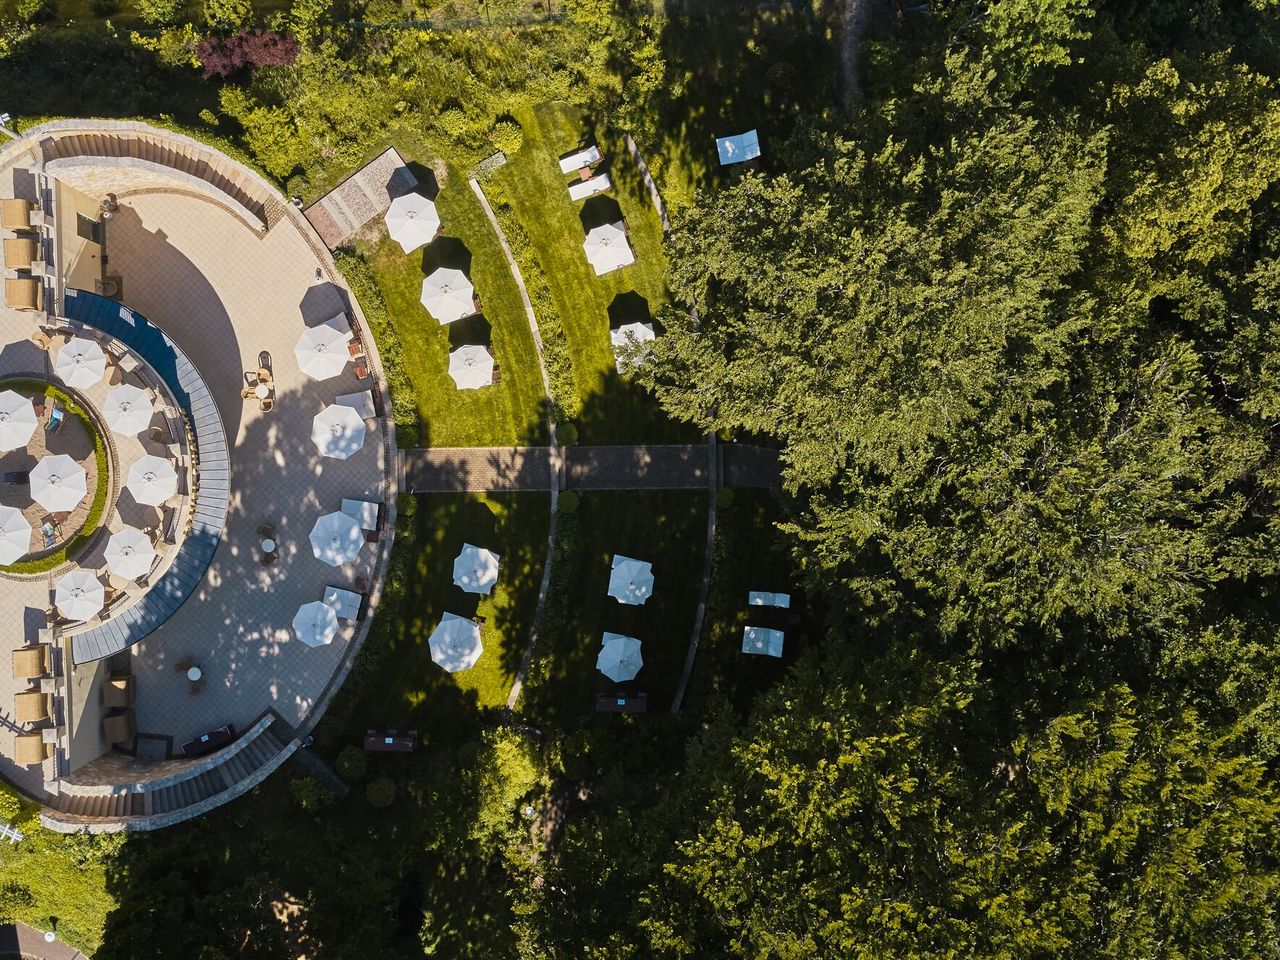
[259,397,274,413]
[45,406,64,433]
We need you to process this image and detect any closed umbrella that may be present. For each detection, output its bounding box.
[54,337,107,389]
[30,454,87,512]
[309,510,364,566]
[0,389,37,451]
[607,555,654,605]
[583,222,635,276]
[311,403,366,460]
[104,527,156,580]
[125,455,178,507]
[452,543,500,595]
[0,505,31,564]
[102,383,154,436]
[384,192,441,254]
[294,322,350,381]
[420,268,475,324]
[293,600,339,647]
[597,632,643,682]
[429,613,483,673]
[54,569,104,622]
[448,345,494,390]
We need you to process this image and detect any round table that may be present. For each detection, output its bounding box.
[254,383,270,400]
[187,666,202,682]
[261,537,277,553]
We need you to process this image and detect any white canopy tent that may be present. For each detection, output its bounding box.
[54,337,106,389]
[104,527,157,580]
[294,319,351,381]
[420,268,475,324]
[583,222,635,276]
[0,505,30,564]
[309,510,365,567]
[597,632,643,682]
[452,543,500,595]
[125,455,178,507]
[102,383,154,436]
[429,613,483,673]
[447,345,494,390]
[384,192,441,254]
[30,454,87,513]
[311,403,367,460]
[742,626,785,658]
[293,600,340,647]
[54,569,104,622]
[607,555,654,606]
[0,389,37,451]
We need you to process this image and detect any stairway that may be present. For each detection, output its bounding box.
[39,712,294,832]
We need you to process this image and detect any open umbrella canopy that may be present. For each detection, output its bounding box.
[125,455,178,507]
[105,527,157,580]
[610,321,656,372]
[30,454,87,512]
[420,268,475,324]
[309,510,364,566]
[429,613,483,673]
[583,222,635,276]
[742,626,785,658]
[607,555,654,605]
[384,192,441,254]
[0,505,31,564]
[54,336,107,389]
[0,389,37,452]
[312,403,366,460]
[102,383,154,436]
[294,320,351,381]
[55,568,104,621]
[293,600,340,647]
[452,543,500,595]
[597,632,643,682]
[448,345,494,390]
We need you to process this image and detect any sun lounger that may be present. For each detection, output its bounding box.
[3,237,37,270]
[5,277,42,311]
[15,689,49,724]
[0,198,34,232]
[559,144,602,174]
[14,733,49,766]
[12,644,49,681]
[568,174,611,202]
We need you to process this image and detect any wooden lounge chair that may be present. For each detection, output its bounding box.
[5,277,42,312]
[15,689,49,724]
[14,732,49,766]
[2,236,37,270]
[101,710,135,745]
[11,644,49,681]
[0,198,34,232]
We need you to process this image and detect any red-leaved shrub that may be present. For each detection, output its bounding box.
[195,30,299,79]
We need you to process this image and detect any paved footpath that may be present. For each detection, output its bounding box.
[402,444,780,493]
[0,923,88,959]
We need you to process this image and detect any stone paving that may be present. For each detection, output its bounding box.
[303,147,417,249]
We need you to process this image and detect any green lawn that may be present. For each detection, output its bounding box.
[358,163,547,448]
[520,490,707,724]
[491,102,698,444]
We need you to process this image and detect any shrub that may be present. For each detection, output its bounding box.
[366,776,396,808]
[199,107,219,126]
[131,23,201,68]
[196,29,299,78]
[135,0,183,26]
[15,0,53,23]
[489,118,524,156]
[557,421,578,446]
[470,728,540,843]
[557,490,579,515]
[336,745,367,781]
[716,486,735,509]
[204,0,253,29]
[290,776,335,812]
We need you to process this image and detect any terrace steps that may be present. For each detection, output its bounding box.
[39,711,295,832]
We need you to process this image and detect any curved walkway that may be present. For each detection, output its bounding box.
[0,922,87,960]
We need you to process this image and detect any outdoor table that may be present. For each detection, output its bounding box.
[363,732,416,752]
[261,537,276,553]
[595,693,648,713]
[180,723,234,757]
[187,666,202,682]
[254,383,270,400]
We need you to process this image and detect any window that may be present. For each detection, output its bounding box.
[76,214,103,245]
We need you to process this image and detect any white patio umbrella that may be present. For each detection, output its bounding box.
[30,454,87,513]
[610,321,656,372]
[54,569,104,622]
[102,383,154,436]
[452,543,500,595]
[311,403,366,460]
[448,345,494,390]
[125,455,178,507]
[294,322,351,381]
[583,222,635,276]
[428,613,483,673]
[54,337,107,389]
[384,192,441,254]
[0,390,37,452]
[104,527,157,580]
[309,510,364,567]
[607,555,654,605]
[742,626,785,658]
[420,268,475,324]
[0,505,31,564]
[597,632,643,682]
[293,600,340,648]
